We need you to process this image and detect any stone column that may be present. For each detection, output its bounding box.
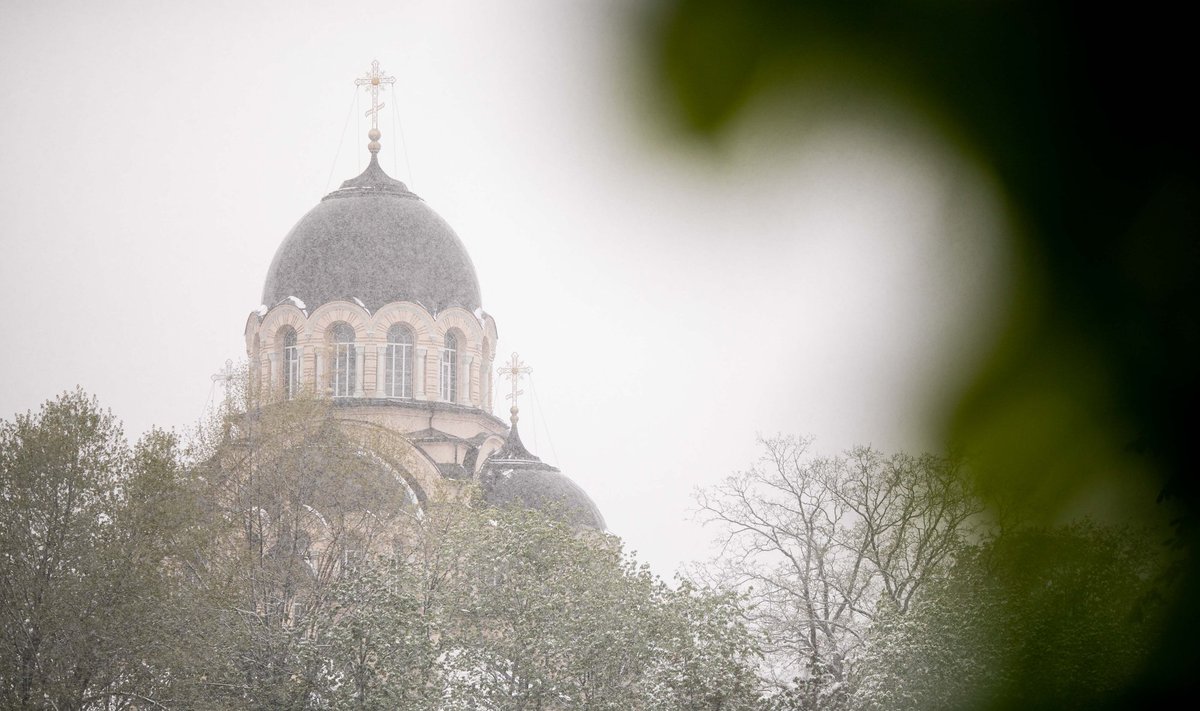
[354,347,366,397]
[267,351,278,393]
[415,347,428,400]
[315,349,324,395]
[460,355,474,406]
[376,345,387,396]
[299,345,309,392]
[484,357,493,412]
[472,356,483,407]
[478,359,486,411]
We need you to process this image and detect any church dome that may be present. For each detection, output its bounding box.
[479,414,606,530]
[482,464,606,531]
[261,156,482,314]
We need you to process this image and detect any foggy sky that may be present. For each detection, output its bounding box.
[0,0,1008,576]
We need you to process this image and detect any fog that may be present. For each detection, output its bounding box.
[0,0,1007,575]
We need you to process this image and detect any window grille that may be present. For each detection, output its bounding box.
[283,328,300,398]
[440,333,458,402]
[385,324,413,398]
[332,322,356,397]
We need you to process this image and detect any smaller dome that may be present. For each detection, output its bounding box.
[481,463,606,531]
[479,417,605,530]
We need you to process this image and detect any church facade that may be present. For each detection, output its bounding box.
[240,62,603,530]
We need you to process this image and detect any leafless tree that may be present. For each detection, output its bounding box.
[695,436,982,702]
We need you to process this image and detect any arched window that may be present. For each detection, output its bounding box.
[440,332,458,402]
[384,324,413,399]
[331,322,356,397]
[282,327,301,399]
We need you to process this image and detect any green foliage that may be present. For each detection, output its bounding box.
[655,578,763,711]
[186,394,421,709]
[329,503,764,710]
[317,556,434,708]
[853,524,1169,711]
[0,390,213,710]
[0,391,766,709]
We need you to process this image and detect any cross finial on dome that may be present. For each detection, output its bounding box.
[354,59,396,155]
[498,352,532,425]
[493,352,540,462]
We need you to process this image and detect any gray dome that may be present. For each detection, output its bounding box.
[481,463,607,531]
[479,419,606,530]
[262,157,481,314]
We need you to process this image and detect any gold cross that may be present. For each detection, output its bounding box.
[354,59,396,131]
[498,352,532,409]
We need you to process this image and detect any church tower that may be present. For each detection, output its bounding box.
[242,61,603,530]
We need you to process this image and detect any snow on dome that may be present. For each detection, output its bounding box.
[261,157,482,314]
[479,417,605,530]
[479,462,606,531]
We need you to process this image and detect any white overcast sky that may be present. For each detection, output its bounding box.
[0,0,1009,576]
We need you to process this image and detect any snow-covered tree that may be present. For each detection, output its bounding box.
[332,502,764,710]
[188,393,421,708]
[187,390,763,709]
[3,389,766,709]
[0,390,215,709]
[695,436,982,706]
